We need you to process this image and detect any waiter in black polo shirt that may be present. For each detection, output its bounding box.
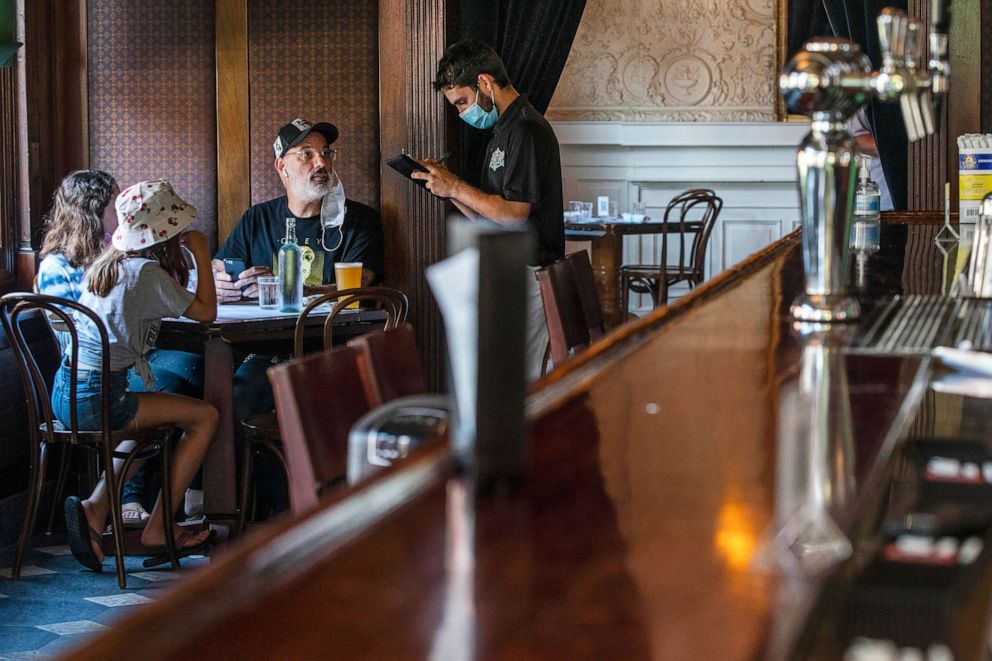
[413,39,564,379]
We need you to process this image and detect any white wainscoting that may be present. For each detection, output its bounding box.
[554,121,809,312]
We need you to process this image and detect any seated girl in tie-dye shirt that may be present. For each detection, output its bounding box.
[37,169,119,316]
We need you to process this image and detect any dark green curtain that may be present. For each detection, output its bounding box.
[456,0,586,187]
[819,0,909,210]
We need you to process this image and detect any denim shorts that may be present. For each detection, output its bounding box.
[51,363,139,431]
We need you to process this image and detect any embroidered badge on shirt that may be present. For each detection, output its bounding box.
[489,147,505,172]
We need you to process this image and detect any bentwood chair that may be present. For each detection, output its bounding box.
[238,286,407,529]
[620,189,722,321]
[0,294,182,588]
[292,286,408,357]
[267,345,372,514]
[566,251,605,343]
[537,250,606,370]
[347,324,427,407]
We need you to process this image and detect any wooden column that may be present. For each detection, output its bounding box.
[379,0,449,391]
[215,0,249,246]
[907,0,983,211]
[12,0,87,290]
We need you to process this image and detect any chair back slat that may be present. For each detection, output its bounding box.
[564,251,605,341]
[0,294,115,446]
[537,261,591,367]
[267,345,371,513]
[347,324,426,407]
[293,286,407,357]
[656,189,723,307]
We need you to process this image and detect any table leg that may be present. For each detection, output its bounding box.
[201,337,236,517]
[590,231,623,328]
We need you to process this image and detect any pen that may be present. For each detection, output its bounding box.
[437,152,450,165]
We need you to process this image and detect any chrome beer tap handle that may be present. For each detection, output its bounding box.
[779,4,950,323]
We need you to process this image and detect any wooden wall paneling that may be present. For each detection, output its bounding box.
[984,0,992,133]
[15,0,55,288]
[247,1,380,209]
[947,0,982,209]
[907,0,983,212]
[8,0,87,290]
[87,1,217,245]
[216,0,250,247]
[379,0,448,391]
[907,0,943,211]
[52,1,87,176]
[0,66,16,287]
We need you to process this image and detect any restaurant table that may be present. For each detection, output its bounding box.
[565,217,697,327]
[65,213,992,660]
[157,301,388,522]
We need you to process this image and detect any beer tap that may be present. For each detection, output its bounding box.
[780,3,951,323]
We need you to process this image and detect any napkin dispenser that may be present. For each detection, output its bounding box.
[347,394,450,485]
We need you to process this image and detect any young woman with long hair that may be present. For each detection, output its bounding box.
[55,180,218,571]
[39,170,206,528]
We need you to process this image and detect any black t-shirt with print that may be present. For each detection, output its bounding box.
[479,94,564,267]
[215,196,385,286]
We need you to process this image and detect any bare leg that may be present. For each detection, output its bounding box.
[127,392,218,548]
[79,440,146,563]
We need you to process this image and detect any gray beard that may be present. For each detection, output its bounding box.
[288,173,332,204]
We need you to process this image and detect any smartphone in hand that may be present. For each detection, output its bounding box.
[223,258,245,279]
[223,258,248,294]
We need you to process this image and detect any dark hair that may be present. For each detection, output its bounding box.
[87,235,188,298]
[432,39,510,91]
[40,169,117,268]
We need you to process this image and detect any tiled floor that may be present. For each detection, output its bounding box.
[0,533,208,658]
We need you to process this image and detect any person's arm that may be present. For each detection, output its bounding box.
[212,210,272,301]
[37,255,81,301]
[411,160,531,225]
[181,231,217,322]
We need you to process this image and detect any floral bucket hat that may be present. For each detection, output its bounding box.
[112,179,196,251]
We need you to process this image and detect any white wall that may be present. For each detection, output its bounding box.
[555,120,809,312]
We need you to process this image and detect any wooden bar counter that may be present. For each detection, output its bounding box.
[62,214,992,660]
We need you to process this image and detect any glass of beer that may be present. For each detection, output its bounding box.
[334,262,363,308]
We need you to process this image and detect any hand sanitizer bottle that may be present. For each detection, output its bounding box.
[278,217,303,313]
[852,155,881,250]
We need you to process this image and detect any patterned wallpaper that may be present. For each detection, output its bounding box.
[88,1,217,244]
[546,0,778,122]
[248,0,380,207]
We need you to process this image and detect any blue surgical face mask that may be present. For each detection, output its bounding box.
[459,89,498,130]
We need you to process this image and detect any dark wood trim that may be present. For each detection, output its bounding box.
[379,0,449,391]
[215,0,250,248]
[53,0,87,174]
[14,249,34,290]
[907,0,983,211]
[947,0,982,208]
[0,66,17,279]
[983,0,992,132]
[12,0,88,288]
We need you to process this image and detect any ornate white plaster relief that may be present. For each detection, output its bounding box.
[547,0,778,122]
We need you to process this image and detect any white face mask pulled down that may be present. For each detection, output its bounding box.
[320,170,346,252]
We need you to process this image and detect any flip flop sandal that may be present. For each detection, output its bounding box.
[121,503,150,529]
[142,529,215,569]
[64,496,104,573]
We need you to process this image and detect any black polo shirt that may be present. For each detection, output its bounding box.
[480,95,564,267]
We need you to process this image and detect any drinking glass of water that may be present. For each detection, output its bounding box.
[258,276,279,310]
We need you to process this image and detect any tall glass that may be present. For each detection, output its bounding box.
[334,262,363,308]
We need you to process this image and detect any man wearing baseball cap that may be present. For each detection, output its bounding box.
[212,119,385,517]
[213,117,384,301]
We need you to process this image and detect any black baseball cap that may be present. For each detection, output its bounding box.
[273,118,339,158]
